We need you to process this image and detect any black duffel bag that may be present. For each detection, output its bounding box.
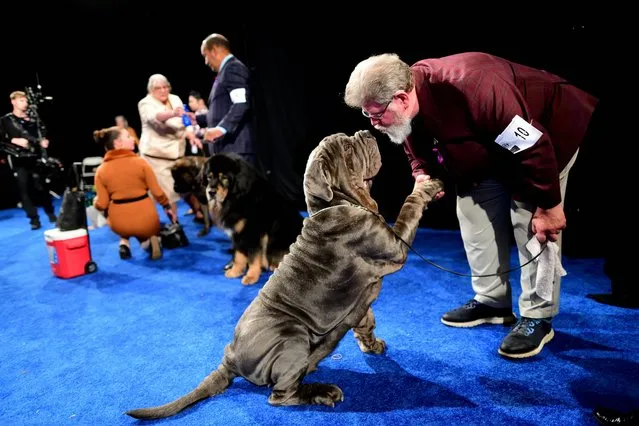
[159,222,189,249]
[56,188,88,231]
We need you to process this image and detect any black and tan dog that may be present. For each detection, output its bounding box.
[202,152,304,285]
[171,156,211,237]
[126,130,443,419]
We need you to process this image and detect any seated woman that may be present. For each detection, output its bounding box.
[93,126,175,259]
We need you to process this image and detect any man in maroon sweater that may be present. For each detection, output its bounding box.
[344,52,599,359]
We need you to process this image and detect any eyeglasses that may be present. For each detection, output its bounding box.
[362,99,392,119]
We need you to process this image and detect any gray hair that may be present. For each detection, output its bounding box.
[344,53,414,107]
[147,74,171,93]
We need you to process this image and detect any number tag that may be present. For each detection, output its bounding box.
[495,115,542,153]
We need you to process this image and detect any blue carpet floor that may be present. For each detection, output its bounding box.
[0,200,637,426]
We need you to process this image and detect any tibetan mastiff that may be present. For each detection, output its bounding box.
[203,153,304,285]
[171,156,211,237]
[125,130,444,419]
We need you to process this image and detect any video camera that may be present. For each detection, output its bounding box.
[25,84,53,106]
[25,85,53,135]
[25,83,65,197]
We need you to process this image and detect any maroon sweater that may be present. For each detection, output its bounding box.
[403,52,598,209]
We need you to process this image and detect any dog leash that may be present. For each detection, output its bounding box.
[368,207,548,278]
[392,227,547,278]
[310,200,547,278]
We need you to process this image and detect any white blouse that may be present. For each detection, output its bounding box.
[137,93,186,160]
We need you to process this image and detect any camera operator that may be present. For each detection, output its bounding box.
[0,91,56,230]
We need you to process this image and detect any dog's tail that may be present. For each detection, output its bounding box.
[125,364,234,420]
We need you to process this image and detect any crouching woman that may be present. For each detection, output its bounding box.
[93,126,175,260]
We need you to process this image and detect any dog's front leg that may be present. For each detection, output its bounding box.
[392,179,443,246]
[353,307,386,355]
[225,250,248,279]
[237,225,263,285]
[197,203,211,237]
[242,252,263,285]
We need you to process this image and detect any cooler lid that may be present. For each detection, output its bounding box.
[44,228,88,241]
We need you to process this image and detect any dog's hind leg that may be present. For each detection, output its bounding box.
[353,307,386,354]
[266,250,286,271]
[267,340,343,407]
[306,325,350,374]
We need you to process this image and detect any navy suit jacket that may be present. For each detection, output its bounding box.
[207,56,255,155]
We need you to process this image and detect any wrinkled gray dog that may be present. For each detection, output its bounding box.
[126,130,443,419]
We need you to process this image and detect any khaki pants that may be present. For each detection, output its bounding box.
[455,150,579,318]
[140,154,181,204]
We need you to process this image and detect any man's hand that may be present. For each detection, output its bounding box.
[40,138,49,149]
[11,138,29,148]
[415,174,445,200]
[172,106,184,117]
[532,204,566,243]
[204,127,224,142]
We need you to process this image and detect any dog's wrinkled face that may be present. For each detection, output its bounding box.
[304,130,381,215]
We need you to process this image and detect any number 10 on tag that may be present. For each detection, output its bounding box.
[495,115,543,154]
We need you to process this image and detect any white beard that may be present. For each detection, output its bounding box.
[375,112,412,144]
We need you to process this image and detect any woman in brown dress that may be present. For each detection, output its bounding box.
[93,126,176,260]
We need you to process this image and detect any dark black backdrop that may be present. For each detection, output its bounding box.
[1,4,620,256]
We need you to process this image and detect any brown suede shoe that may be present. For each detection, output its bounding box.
[149,236,162,260]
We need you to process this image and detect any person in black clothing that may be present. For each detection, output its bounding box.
[0,91,56,230]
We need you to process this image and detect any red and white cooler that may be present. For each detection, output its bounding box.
[44,228,94,279]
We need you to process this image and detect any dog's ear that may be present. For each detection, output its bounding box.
[303,157,333,202]
[230,157,254,196]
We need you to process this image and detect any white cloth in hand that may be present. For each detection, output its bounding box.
[525,237,567,301]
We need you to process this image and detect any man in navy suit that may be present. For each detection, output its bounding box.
[201,33,257,167]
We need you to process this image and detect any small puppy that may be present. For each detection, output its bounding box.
[171,156,211,237]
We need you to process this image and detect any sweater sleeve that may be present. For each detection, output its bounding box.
[403,135,430,178]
